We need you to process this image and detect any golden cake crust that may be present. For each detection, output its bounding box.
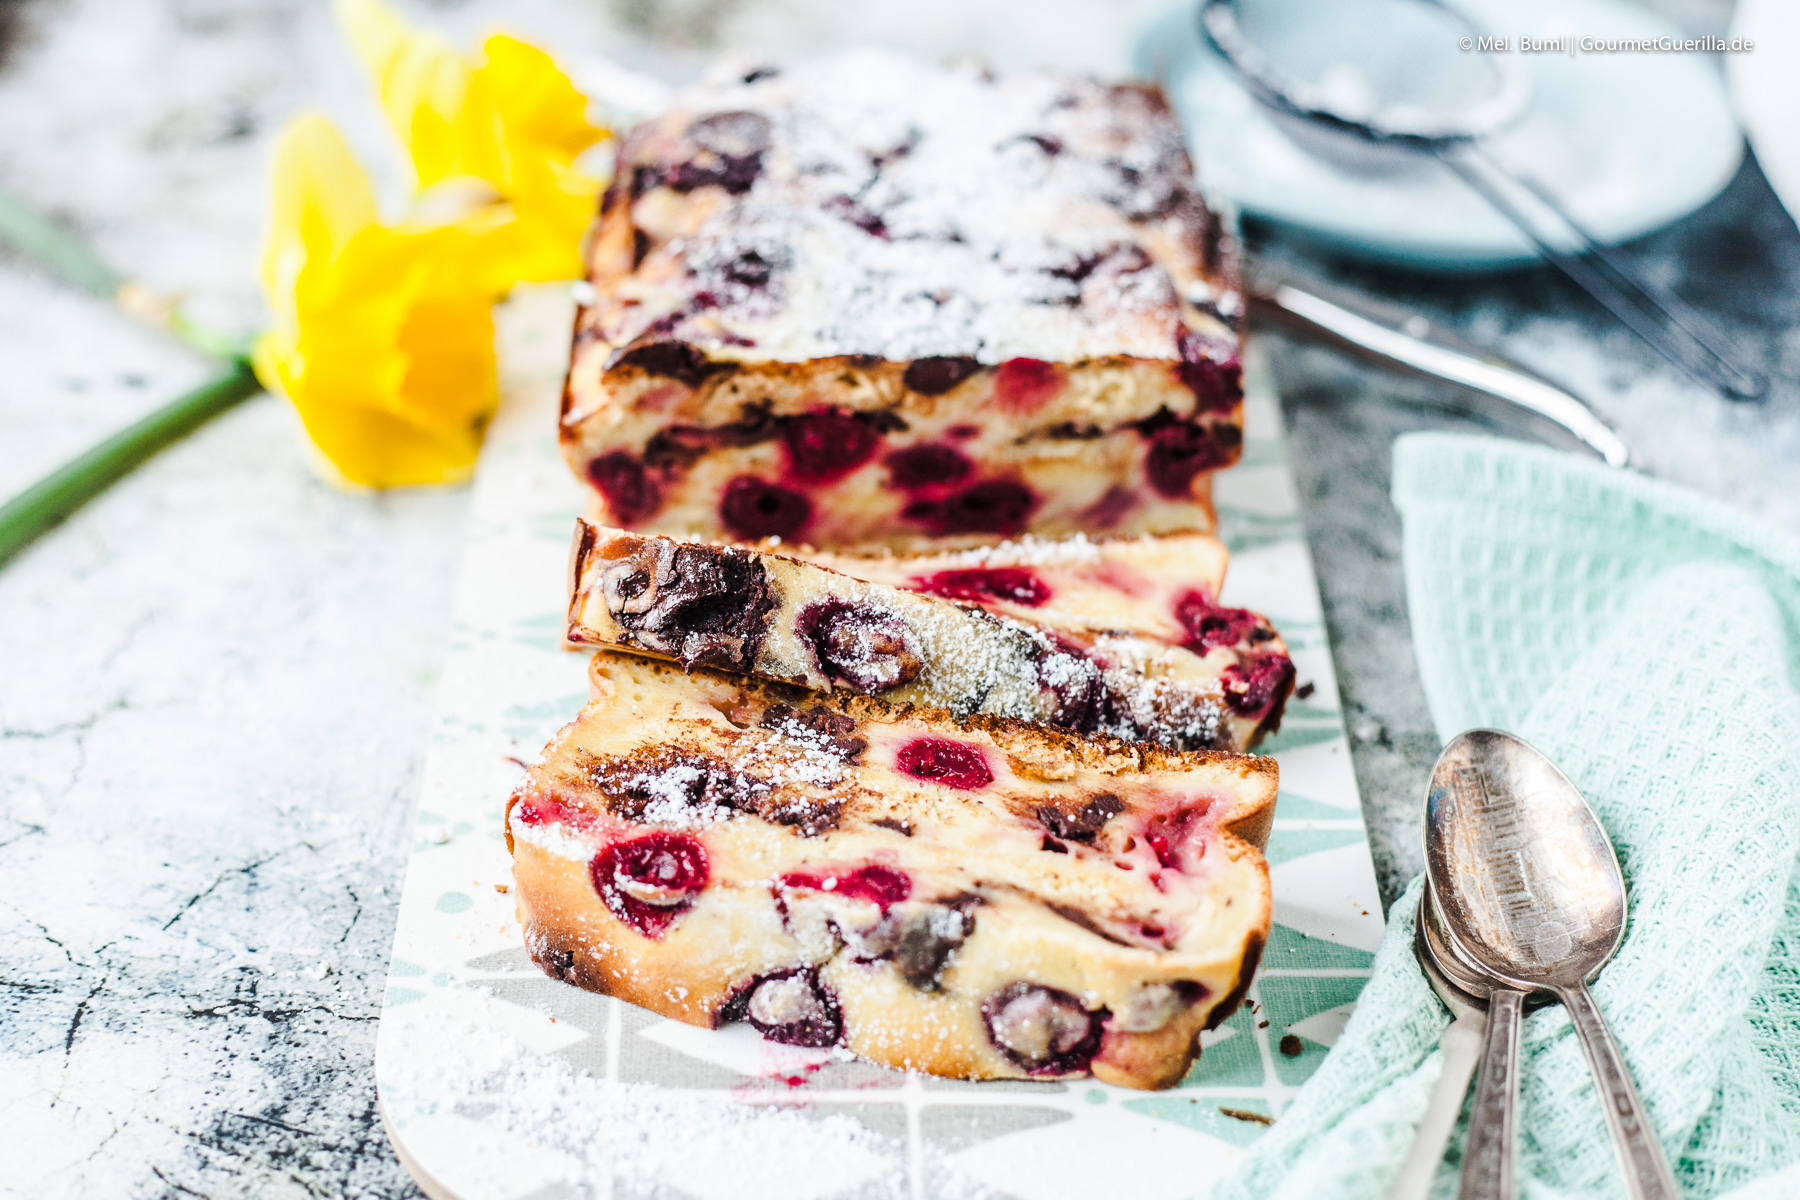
[505,654,1274,1089]
[558,54,1244,548]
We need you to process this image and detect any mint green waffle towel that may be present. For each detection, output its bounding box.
[1214,433,1800,1200]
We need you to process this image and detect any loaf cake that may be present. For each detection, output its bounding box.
[506,653,1274,1089]
[567,522,1293,751]
[561,52,1244,550]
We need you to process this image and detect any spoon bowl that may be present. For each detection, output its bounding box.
[1424,728,1678,1200]
[1424,729,1626,991]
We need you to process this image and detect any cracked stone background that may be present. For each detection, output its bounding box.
[0,1,1794,1197]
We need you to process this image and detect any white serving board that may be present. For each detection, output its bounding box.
[376,285,1384,1200]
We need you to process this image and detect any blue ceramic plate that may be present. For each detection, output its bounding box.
[1135,0,1744,270]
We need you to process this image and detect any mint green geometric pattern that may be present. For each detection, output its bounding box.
[1259,975,1371,1086]
[1265,923,1377,971]
[1269,791,1359,820]
[1122,1095,1275,1146]
[1254,723,1344,755]
[1264,825,1368,866]
[1181,1004,1265,1088]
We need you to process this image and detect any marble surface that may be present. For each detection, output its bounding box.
[1,1,1794,1197]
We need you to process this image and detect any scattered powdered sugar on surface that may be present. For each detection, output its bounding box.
[624,51,1223,364]
[382,1009,1002,1200]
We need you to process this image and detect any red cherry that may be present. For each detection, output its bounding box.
[1174,590,1262,654]
[982,982,1104,1074]
[1134,410,1242,499]
[797,601,924,692]
[782,409,884,483]
[587,452,661,525]
[901,480,1036,536]
[912,567,1050,607]
[720,476,811,540]
[1080,486,1139,529]
[1144,831,1180,870]
[895,738,994,790]
[994,358,1066,413]
[591,832,709,939]
[779,864,912,910]
[1223,653,1296,716]
[884,443,972,490]
[1175,329,1244,415]
[725,968,843,1047]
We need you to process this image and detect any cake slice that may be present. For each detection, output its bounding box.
[506,653,1275,1089]
[562,52,1244,550]
[567,522,1294,751]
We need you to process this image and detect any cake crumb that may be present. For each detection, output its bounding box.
[1220,1107,1274,1126]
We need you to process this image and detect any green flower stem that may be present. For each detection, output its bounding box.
[0,185,266,568]
[0,186,123,298]
[0,357,262,567]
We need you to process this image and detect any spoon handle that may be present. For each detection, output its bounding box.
[1557,982,1681,1200]
[1389,1010,1485,1200]
[1458,986,1523,1200]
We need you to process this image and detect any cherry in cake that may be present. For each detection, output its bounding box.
[506,653,1275,1089]
[559,53,1244,549]
[567,522,1295,752]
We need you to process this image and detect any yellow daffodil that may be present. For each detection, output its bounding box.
[335,0,610,286]
[253,114,499,487]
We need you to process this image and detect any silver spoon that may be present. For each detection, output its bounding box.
[1425,729,1679,1200]
[1389,898,1488,1200]
[1423,876,1529,1200]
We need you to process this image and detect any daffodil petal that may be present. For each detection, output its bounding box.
[256,115,500,489]
[335,0,476,188]
[477,34,606,163]
[260,8,610,489]
[259,113,379,321]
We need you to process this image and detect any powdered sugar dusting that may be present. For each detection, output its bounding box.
[509,818,599,862]
[888,598,1050,718]
[382,1008,1001,1200]
[737,719,855,789]
[608,51,1229,364]
[825,533,1117,573]
[630,763,737,828]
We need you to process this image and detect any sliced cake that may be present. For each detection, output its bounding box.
[506,653,1275,1089]
[567,522,1294,751]
[561,52,1244,549]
